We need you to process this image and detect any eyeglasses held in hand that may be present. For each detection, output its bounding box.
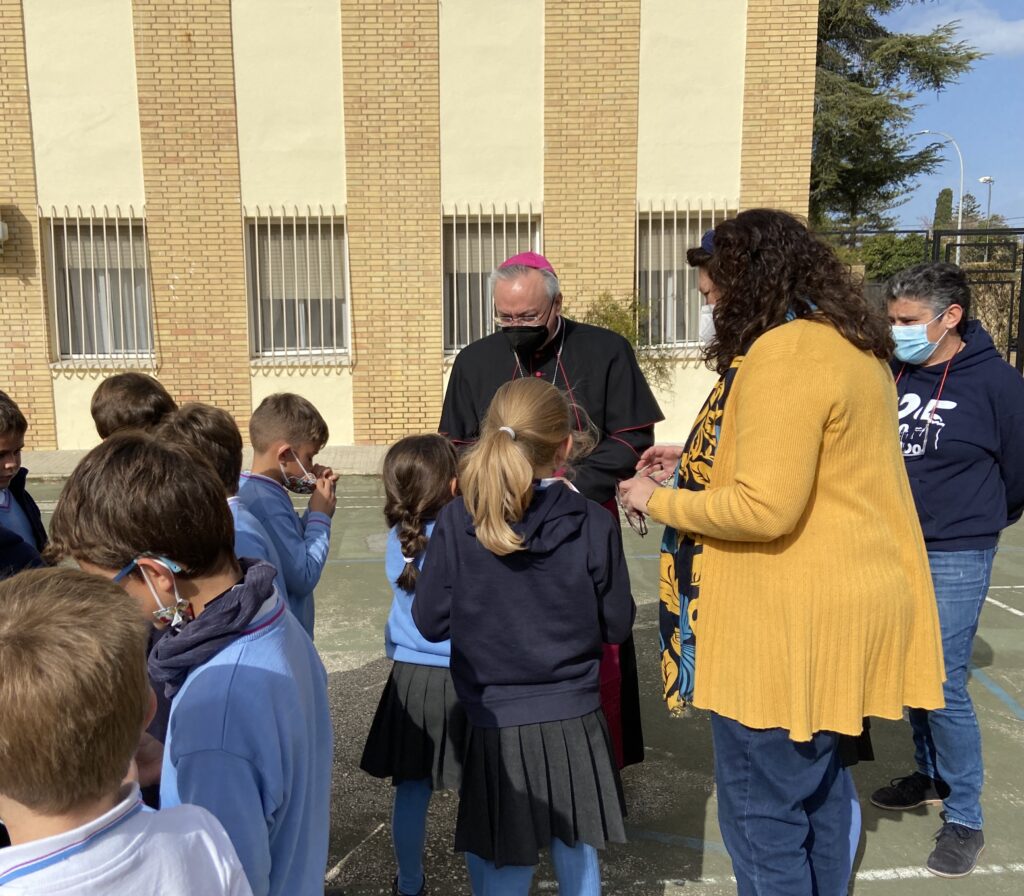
[616,491,648,537]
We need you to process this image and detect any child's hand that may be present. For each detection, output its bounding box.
[309,473,337,517]
[312,463,336,481]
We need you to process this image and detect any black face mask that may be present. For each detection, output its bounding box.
[502,324,550,355]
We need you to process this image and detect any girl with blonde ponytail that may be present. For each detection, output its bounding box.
[414,379,634,896]
[360,434,465,896]
[459,377,587,555]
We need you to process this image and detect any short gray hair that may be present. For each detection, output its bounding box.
[886,262,971,336]
[488,265,561,304]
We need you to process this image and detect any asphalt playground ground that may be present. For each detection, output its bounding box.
[29,475,1024,895]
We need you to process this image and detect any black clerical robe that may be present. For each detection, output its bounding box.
[439,318,664,504]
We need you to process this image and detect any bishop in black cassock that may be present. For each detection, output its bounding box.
[438,251,664,767]
[441,318,664,504]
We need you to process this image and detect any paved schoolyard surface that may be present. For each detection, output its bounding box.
[29,473,1024,895]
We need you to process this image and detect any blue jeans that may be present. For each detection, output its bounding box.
[711,714,851,896]
[909,547,995,831]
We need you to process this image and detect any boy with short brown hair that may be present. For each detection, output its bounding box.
[90,371,177,438]
[157,402,285,598]
[238,393,336,637]
[0,567,251,895]
[47,433,332,896]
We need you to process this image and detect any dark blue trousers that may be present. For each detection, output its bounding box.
[711,713,852,896]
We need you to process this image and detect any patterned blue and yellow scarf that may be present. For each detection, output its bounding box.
[659,355,743,713]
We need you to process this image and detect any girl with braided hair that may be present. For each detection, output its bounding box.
[360,434,465,896]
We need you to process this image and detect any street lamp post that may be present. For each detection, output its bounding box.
[979,176,995,261]
[979,175,995,220]
[913,129,964,264]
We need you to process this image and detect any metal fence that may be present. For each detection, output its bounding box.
[934,228,1023,369]
[443,203,542,353]
[818,226,1024,371]
[243,206,351,361]
[635,200,735,347]
[40,206,154,365]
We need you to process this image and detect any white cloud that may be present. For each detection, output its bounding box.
[891,0,1024,57]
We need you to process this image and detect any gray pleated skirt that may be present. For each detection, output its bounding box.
[360,660,467,791]
[454,709,627,868]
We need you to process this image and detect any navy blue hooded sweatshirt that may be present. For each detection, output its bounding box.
[413,482,635,728]
[893,320,1024,551]
[0,468,47,579]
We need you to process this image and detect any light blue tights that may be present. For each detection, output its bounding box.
[465,838,600,895]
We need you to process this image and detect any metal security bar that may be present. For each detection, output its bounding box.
[636,200,736,347]
[40,206,154,365]
[244,206,350,360]
[443,203,542,352]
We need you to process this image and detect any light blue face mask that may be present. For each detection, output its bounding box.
[892,308,949,365]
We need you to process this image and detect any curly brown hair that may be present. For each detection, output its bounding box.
[702,209,893,374]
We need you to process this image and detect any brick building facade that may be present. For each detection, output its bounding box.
[0,0,819,449]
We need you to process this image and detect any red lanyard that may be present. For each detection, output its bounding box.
[895,351,957,450]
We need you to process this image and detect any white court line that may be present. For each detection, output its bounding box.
[988,597,1024,618]
[856,862,1024,882]
[324,822,385,883]
[534,863,1024,888]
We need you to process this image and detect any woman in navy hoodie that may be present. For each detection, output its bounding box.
[871,262,1024,878]
[414,378,635,896]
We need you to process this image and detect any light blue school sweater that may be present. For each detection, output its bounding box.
[236,472,331,637]
[159,596,332,896]
[228,495,286,600]
[384,523,451,668]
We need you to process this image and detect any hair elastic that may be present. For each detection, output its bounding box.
[499,426,516,440]
[401,555,417,565]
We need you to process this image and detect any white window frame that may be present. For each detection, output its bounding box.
[635,200,736,348]
[243,205,352,363]
[40,206,155,366]
[443,203,542,353]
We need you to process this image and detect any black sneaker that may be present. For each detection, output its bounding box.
[870,772,949,810]
[927,821,984,877]
[392,876,426,896]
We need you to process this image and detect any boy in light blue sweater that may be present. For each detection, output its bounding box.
[157,402,286,600]
[48,433,333,896]
[238,394,337,638]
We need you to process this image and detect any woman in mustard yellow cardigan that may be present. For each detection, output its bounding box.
[619,209,945,896]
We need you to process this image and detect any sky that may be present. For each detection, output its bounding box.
[880,0,1024,229]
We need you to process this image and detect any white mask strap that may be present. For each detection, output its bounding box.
[139,563,189,629]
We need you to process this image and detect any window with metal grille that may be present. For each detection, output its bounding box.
[443,205,542,352]
[636,203,734,347]
[245,208,349,360]
[41,209,154,363]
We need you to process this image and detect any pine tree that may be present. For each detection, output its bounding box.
[954,193,983,227]
[812,1,982,229]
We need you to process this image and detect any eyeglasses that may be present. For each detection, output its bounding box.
[113,554,183,583]
[494,309,548,326]
[615,492,648,538]
[494,296,555,327]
